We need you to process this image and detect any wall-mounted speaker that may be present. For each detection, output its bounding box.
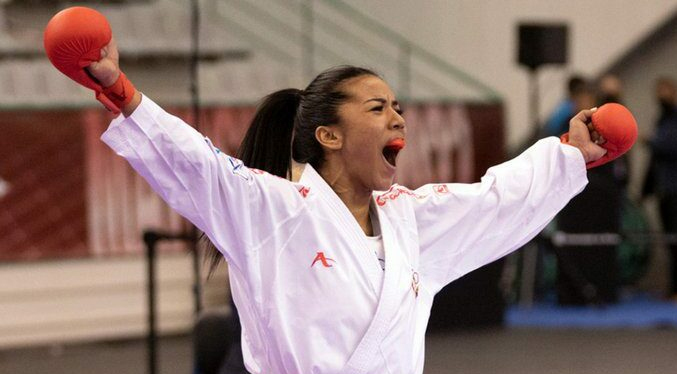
[518,24,568,69]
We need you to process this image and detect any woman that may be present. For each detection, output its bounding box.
[88,38,604,374]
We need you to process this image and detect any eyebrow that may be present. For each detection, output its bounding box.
[363,98,400,107]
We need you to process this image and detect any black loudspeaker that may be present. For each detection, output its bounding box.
[518,24,568,69]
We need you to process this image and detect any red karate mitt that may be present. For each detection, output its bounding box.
[561,103,638,169]
[44,6,135,114]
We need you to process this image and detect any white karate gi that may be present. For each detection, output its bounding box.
[102,96,588,374]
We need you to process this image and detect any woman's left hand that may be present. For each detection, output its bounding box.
[566,108,608,164]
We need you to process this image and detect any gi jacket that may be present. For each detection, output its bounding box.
[102,96,588,374]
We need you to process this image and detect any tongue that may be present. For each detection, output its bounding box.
[385,139,406,151]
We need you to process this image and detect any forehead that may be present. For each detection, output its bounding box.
[341,75,395,102]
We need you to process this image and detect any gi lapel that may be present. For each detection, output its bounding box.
[298,165,383,294]
[343,206,407,374]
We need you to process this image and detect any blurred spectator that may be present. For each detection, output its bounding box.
[554,79,621,306]
[642,76,677,300]
[573,81,597,113]
[596,73,630,191]
[542,75,587,137]
[597,73,623,105]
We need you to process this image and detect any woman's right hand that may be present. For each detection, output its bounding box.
[87,37,121,88]
[87,37,141,116]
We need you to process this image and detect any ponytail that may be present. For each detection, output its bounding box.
[237,88,301,178]
[206,88,301,274]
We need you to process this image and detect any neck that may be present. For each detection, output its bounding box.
[319,163,373,236]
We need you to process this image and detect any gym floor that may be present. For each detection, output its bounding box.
[1,328,676,374]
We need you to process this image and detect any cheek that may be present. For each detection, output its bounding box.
[345,133,376,160]
[352,121,381,142]
[340,117,382,160]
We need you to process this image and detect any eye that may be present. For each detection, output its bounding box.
[395,108,404,115]
[371,106,384,112]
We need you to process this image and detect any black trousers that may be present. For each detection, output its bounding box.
[556,164,621,305]
[659,194,677,295]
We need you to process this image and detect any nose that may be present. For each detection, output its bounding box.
[390,109,406,132]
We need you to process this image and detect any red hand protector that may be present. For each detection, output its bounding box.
[44,6,135,114]
[560,103,638,169]
[97,72,136,113]
[43,6,111,92]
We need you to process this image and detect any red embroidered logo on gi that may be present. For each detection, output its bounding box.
[411,270,420,298]
[298,186,310,198]
[311,252,335,268]
[376,185,426,206]
[250,167,289,181]
[433,184,449,195]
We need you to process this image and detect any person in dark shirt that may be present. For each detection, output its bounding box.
[543,75,588,137]
[643,76,677,300]
[597,73,623,106]
[596,73,630,191]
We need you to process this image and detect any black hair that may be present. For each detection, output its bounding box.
[568,75,587,96]
[205,65,380,274]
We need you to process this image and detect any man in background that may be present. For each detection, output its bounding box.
[643,77,677,301]
[542,75,587,137]
[597,73,623,105]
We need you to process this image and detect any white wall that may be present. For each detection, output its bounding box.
[343,0,677,149]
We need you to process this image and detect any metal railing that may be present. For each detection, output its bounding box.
[197,0,501,103]
[317,0,501,101]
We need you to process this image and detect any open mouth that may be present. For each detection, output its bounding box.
[382,139,405,167]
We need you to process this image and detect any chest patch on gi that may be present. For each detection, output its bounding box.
[311,251,336,268]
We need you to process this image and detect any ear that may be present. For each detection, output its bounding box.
[315,125,343,151]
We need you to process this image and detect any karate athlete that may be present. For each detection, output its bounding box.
[45,9,609,373]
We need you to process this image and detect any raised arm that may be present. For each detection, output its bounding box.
[94,47,307,273]
[415,109,605,293]
[44,8,304,272]
[98,94,305,272]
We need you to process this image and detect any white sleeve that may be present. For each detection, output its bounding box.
[414,137,588,293]
[100,96,305,273]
